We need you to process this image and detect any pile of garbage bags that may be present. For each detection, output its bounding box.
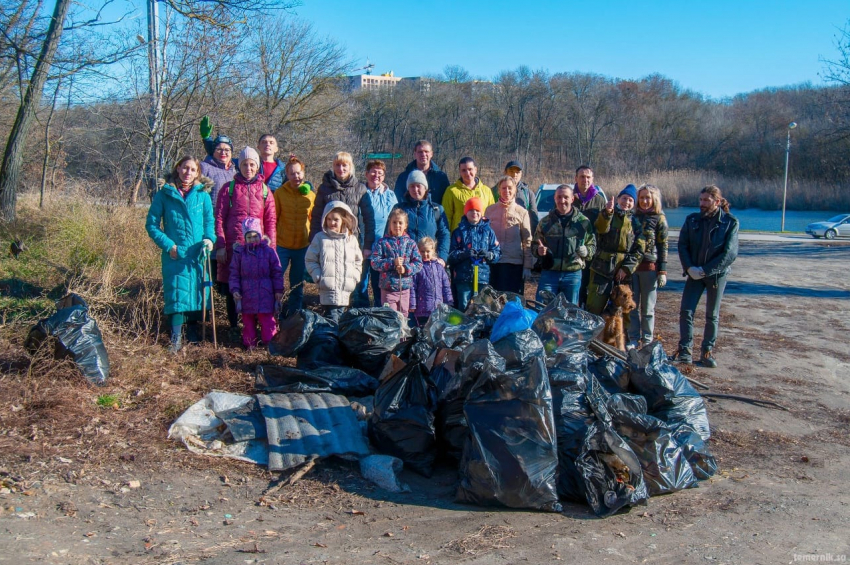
[174,290,717,517]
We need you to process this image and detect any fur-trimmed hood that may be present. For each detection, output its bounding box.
[158,174,215,193]
[232,235,272,252]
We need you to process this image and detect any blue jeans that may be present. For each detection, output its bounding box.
[456,282,474,312]
[629,270,658,343]
[353,261,382,307]
[679,273,728,352]
[276,246,308,317]
[536,269,582,305]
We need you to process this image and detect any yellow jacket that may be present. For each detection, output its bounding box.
[441,178,495,231]
[273,180,316,249]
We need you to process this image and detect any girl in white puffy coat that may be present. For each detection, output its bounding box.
[305,201,363,322]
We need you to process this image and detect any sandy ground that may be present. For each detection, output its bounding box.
[1,239,849,565]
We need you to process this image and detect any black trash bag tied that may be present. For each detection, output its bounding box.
[626,341,716,478]
[575,420,649,517]
[255,364,379,397]
[25,294,110,386]
[339,307,409,376]
[368,362,438,477]
[269,310,323,357]
[456,356,562,512]
[433,340,506,461]
[422,303,482,350]
[588,353,630,394]
[391,326,434,366]
[532,293,604,356]
[493,328,544,370]
[292,311,344,370]
[549,361,596,502]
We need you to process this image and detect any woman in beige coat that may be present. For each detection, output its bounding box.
[484,176,533,294]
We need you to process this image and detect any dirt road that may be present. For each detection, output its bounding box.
[1,239,849,564]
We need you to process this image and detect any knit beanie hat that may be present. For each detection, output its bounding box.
[407,169,428,190]
[239,146,260,166]
[464,197,484,214]
[618,184,638,202]
[241,217,262,238]
[213,135,233,151]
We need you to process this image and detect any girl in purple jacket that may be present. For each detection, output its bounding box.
[370,209,422,314]
[410,237,453,326]
[229,217,284,349]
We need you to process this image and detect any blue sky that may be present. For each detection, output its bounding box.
[292,0,849,99]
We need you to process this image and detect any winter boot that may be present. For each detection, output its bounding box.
[169,326,183,353]
[670,346,692,364]
[700,349,717,368]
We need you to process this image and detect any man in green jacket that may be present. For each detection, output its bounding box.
[533,184,595,304]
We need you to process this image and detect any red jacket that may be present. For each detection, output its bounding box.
[214,173,277,283]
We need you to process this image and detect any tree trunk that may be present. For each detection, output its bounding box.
[40,80,62,209]
[0,0,71,222]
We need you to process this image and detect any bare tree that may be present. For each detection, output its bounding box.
[0,0,70,222]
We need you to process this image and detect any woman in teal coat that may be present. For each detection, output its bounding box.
[146,155,216,352]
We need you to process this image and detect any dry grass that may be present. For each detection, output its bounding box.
[445,524,516,555]
[0,192,288,482]
[595,169,840,211]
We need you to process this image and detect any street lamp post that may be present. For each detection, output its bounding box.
[781,121,797,232]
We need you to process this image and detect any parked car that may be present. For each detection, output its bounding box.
[805,214,850,239]
[535,184,562,221]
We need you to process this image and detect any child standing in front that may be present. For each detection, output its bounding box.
[448,197,501,311]
[371,208,423,314]
[410,237,453,326]
[229,217,284,349]
[305,201,363,323]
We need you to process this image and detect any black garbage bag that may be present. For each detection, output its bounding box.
[434,340,506,460]
[627,342,711,441]
[464,286,523,336]
[532,294,604,356]
[339,307,407,376]
[588,353,630,393]
[606,408,698,496]
[391,327,433,366]
[671,425,718,480]
[627,342,716,479]
[456,356,562,512]
[493,328,544,369]
[269,310,321,357]
[549,363,595,502]
[576,421,649,517]
[422,303,481,349]
[368,362,438,476]
[607,393,648,415]
[255,365,379,397]
[25,294,109,386]
[295,313,343,370]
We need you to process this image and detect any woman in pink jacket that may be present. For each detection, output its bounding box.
[214,146,277,332]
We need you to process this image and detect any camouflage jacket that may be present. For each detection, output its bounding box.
[590,208,645,278]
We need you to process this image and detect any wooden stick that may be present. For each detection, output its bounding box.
[262,457,317,496]
[201,252,208,343]
[207,253,217,349]
[701,393,789,411]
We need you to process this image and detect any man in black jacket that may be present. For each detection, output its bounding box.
[393,140,451,205]
[672,185,739,368]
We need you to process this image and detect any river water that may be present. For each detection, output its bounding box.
[664,207,840,232]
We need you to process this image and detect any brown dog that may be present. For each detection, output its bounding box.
[601,284,637,351]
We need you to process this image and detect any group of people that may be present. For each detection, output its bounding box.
[145,126,739,368]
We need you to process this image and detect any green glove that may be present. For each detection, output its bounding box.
[298,183,311,195]
[199,115,212,139]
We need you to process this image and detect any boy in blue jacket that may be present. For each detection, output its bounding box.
[448,197,501,311]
